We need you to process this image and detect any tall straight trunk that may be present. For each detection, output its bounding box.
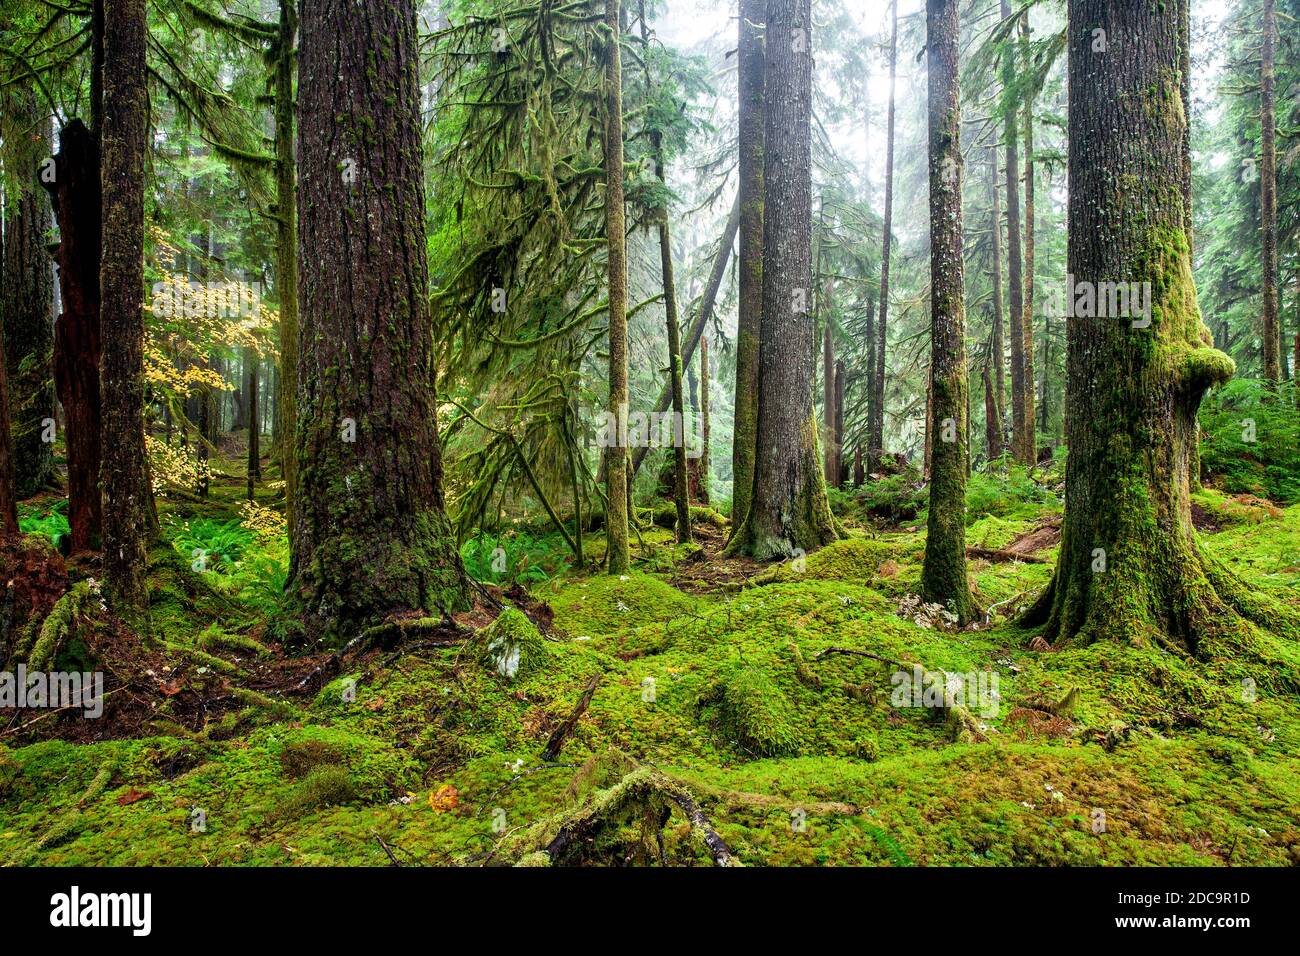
[1001,0,1027,463]
[1261,0,1280,384]
[727,0,837,560]
[823,316,835,482]
[730,0,765,528]
[0,303,18,535]
[100,0,153,613]
[1020,17,1037,460]
[983,348,1000,459]
[275,0,299,535]
[988,144,1007,456]
[602,0,630,573]
[43,120,102,552]
[833,357,845,488]
[700,335,711,504]
[864,299,877,468]
[921,0,973,623]
[631,198,737,478]
[652,159,690,541]
[1026,0,1248,648]
[2,94,56,498]
[246,348,260,500]
[870,0,897,474]
[292,0,470,641]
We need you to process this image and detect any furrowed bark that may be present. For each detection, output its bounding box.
[1026,0,1248,650]
[870,0,897,474]
[99,0,154,614]
[602,0,630,573]
[291,0,471,642]
[726,0,838,560]
[920,0,974,624]
[2,93,56,498]
[1000,0,1026,463]
[730,0,765,528]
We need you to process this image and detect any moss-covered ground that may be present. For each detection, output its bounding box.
[3,456,1299,867]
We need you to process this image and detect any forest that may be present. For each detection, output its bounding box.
[0,0,1297,873]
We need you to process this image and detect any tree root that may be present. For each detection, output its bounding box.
[511,765,738,867]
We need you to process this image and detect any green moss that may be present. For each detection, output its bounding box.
[471,607,550,680]
[698,662,800,758]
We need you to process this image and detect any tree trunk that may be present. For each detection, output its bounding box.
[823,320,835,482]
[246,347,260,500]
[0,298,18,535]
[652,141,691,543]
[726,0,837,560]
[99,0,153,614]
[602,0,630,573]
[700,335,711,504]
[833,357,845,489]
[2,94,56,499]
[988,143,1007,458]
[1020,16,1037,461]
[1000,0,1027,463]
[730,0,765,528]
[274,0,300,536]
[870,0,897,474]
[983,350,1000,460]
[292,0,470,641]
[1261,0,1280,384]
[1026,0,1248,650]
[43,120,103,553]
[921,0,974,623]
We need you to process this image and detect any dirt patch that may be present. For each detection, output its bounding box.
[1005,520,1061,556]
[1190,501,1221,533]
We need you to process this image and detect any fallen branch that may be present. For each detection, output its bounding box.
[966,546,1048,564]
[542,674,601,761]
[813,647,907,668]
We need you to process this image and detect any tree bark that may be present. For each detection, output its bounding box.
[1000,0,1027,463]
[2,94,56,498]
[274,0,300,535]
[1026,0,1248,649]
[920,0,974,624]
[99,0,154,614]
[1019,16,1037,460]
[726,0,837,560]
[823,319,835,482]
[43,120,102,553]
[246,347,260,500]
[988,144,1007,458]
[602,0,630,573]
[653,147,690,542]
[0,296,19,535]
[292,0,470,641]
[833,357,844,489]
[730,0,765,528]
[1261,0,1280,384]
[870,0,897,475]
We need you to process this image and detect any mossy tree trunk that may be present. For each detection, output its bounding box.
[99,0,154,614]
[274,0,299,538]
[1261,0,1281,385]
[870,0,897,475]
[43,120,103,553]
[730,0,765,530]
[822,319,835,483]
[602,0,630,573]
[699,335,711,504]
[1019,16,1037,460]
[1025,0,1246,649]
[988,144,1007,457]
[246,347,260,500]
[2,92,56,499]
[1000,0,1027,464]
[291,0,470,641]
[920,0,974,624]
[0,301,18,536]
[727,0,838,561]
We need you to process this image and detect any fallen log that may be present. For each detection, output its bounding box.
[542,674,601,761]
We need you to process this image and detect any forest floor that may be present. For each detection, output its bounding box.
[3,447,1300,866]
